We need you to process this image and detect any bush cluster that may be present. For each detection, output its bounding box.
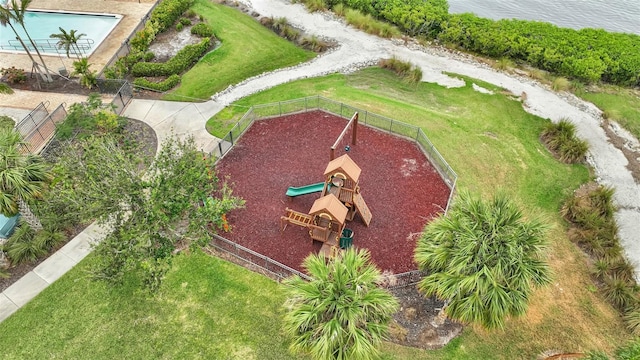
[150,0,195,33]
[562,183,640,334]
[379,57,423,83]
[191,23,215,38]
[438,14,640,85]
[302,0,640,85]
[540,119,589,163]
[2,222,66,266]
[134,74,181,92]
[131,38,211,77]
[1,66,27,84]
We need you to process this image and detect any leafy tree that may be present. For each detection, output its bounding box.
[0,0,53,82]
[0,128,51,230]
[52,133,244,290]
[283,248,399,360]
[414,190,551,329]
[49,27,86,58]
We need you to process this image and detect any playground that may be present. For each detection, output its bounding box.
[215,110,451,274]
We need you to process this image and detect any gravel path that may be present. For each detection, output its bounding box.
[135,0,640,277]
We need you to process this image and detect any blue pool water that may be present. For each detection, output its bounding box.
[0,10,121,56]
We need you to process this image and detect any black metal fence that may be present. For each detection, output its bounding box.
[211,234,425,288]
[216,96,457,194]
[15,102,67,154]
[211,95,458,288]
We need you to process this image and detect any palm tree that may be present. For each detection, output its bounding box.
[0,4,43,84]
[50,27,86,59]
[2,0,53,82]
[283,248,399,360]
[0,129,51,230]
[414,190,551,329]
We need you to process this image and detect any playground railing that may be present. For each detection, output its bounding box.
[215,96,457,196]
[210,234,311,281]
[211,233,426,288]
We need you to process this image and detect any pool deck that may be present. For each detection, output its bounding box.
[0,0,156,110]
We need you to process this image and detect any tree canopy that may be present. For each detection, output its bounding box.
[414,190,551,329]
[283,248,399,360]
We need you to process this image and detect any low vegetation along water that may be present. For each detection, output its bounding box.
[448,0,640,34]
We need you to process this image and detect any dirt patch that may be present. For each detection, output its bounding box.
[150,26,203,62]
[2,74,91,96]
[390,285,463,349]
[602,120,640,182]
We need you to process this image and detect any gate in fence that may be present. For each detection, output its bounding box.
[15,102,67,154]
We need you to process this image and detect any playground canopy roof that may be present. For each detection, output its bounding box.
[309,194,348,224]
[324,154,361,182]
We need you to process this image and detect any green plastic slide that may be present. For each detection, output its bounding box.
[286,182,325,197]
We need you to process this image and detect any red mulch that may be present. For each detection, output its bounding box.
[215,110,451,274]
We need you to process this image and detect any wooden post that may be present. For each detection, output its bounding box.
[352,112,358,145]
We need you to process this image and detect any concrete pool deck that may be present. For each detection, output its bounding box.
[1,0,155,83]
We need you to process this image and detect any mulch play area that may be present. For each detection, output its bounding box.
[216,110,451,274]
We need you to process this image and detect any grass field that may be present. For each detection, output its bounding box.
[579,86,640,141]
[163,0,315,101]
[0,68,631,359]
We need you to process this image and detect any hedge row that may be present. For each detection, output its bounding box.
[151,0,195,32]
[131,38,211,77]
[438,14,640,85]
[326,0,640,85]
[134,74,181,92]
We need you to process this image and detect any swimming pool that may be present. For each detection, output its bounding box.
[0,9,122,56]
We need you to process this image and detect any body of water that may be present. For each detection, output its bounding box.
[448,0,640,35]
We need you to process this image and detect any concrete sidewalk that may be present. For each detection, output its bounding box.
[122,99,226,154]
[0,222,110,323]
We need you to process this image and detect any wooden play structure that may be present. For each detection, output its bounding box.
[281,156,371,257]
[321,154,371,226]
[280,112,371,258]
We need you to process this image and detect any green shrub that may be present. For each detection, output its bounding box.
[624,307,640,336]
[304,0,326,12]
[1,66,27,84]
[602,274,636,311]
[333,3,345,16]
[4,223,45,265]
[191,23,214,38]
[540,119,589,163]
[72,58,97,89]
[34,228,66,251]
[176,22,184,31]
[185,9,197,18]
[150,0,195,32]
[144,51,155,61]
[299,35,329,52]
[131,38,211,77]
[179,17,192,26]
[0,83,13,94]
[0,115,15,130]
[552,77,571,91]
[282,26,300,41]
[379,57,422,84]
[129,21,159,52]
[134,74,181,92]
[55,93,126,140]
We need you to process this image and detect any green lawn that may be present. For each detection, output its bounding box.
[0,68,630,359]
[0,251,303,360]
[163,0,315,101]
[579,86,640,141]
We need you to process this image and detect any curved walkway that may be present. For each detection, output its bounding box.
[125,0,640,277]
